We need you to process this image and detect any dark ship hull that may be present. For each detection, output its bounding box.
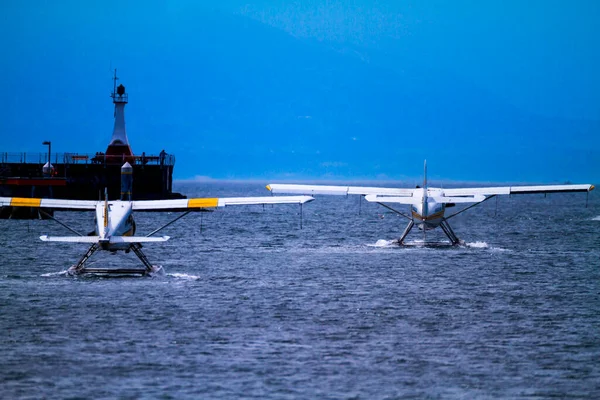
[0,153,184,219]
[1,72,185,219]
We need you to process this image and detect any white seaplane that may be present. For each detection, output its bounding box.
[267,161,595,246]
[0,163,313,276]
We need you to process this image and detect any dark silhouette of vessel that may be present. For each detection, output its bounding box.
[0,71,184,219]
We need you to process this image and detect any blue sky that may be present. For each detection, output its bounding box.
[0,0,598,183]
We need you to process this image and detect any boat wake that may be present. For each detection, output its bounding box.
[368,239,399,248]
[366,239,510,252]
[368,239,453,248]
[40,270,200,280]
[465,241,512,252]
[167,272,202,280]
[592,216,600,221]
[465,241,489,248]
[40,270,69,277]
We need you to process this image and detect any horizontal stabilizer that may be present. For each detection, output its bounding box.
[364,195,421,204]
[431,195,486,204]
[109,236,170,243]
[365,194,485,204]
[40,235,99,243]
[39,235,170,243]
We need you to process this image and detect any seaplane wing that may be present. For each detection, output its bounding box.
[267,183,595,203]
[443,184,594,197]
[39,235,169,243]
[0,197,98,210]
[131,196,314,211]
[266,184,414,197]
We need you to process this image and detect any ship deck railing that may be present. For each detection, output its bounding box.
[0,152,175,167]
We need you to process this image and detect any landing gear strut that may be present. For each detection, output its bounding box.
[398,220,414,245]
[67,243,162,276]
[398,218,463,246]
[439,219,462,246]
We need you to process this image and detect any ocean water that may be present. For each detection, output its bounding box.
[1,182,599,399]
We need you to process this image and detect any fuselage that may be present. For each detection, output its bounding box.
[411,188,446,230]
[94,200,135,250]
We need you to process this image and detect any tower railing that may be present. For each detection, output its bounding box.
[112,94,128,103]
[0,152,175,166]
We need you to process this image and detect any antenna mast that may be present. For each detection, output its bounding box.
[111,69,118,100]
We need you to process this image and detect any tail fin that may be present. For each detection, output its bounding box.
[103,188,109,230]
[423,160,427,189]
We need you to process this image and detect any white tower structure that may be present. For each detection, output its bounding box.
[106,70,133,157]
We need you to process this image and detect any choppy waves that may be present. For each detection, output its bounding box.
[1,182,599,399]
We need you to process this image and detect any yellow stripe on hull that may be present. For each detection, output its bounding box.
[188,198,218,208]
[10,198,42,207]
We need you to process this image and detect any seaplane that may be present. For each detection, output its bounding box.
[267,161,595,246]
[0,162,313,276]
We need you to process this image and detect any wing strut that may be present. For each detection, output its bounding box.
[398,220,414,244]
[359,195,362,215]
[587,191,589,208]
[39,209,85,237]
[375,202,412,221]
[145,211,192,237]
[495,196,498,216]
[445,195,496,220]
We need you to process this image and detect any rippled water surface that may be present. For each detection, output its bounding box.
[1,182,599,399]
